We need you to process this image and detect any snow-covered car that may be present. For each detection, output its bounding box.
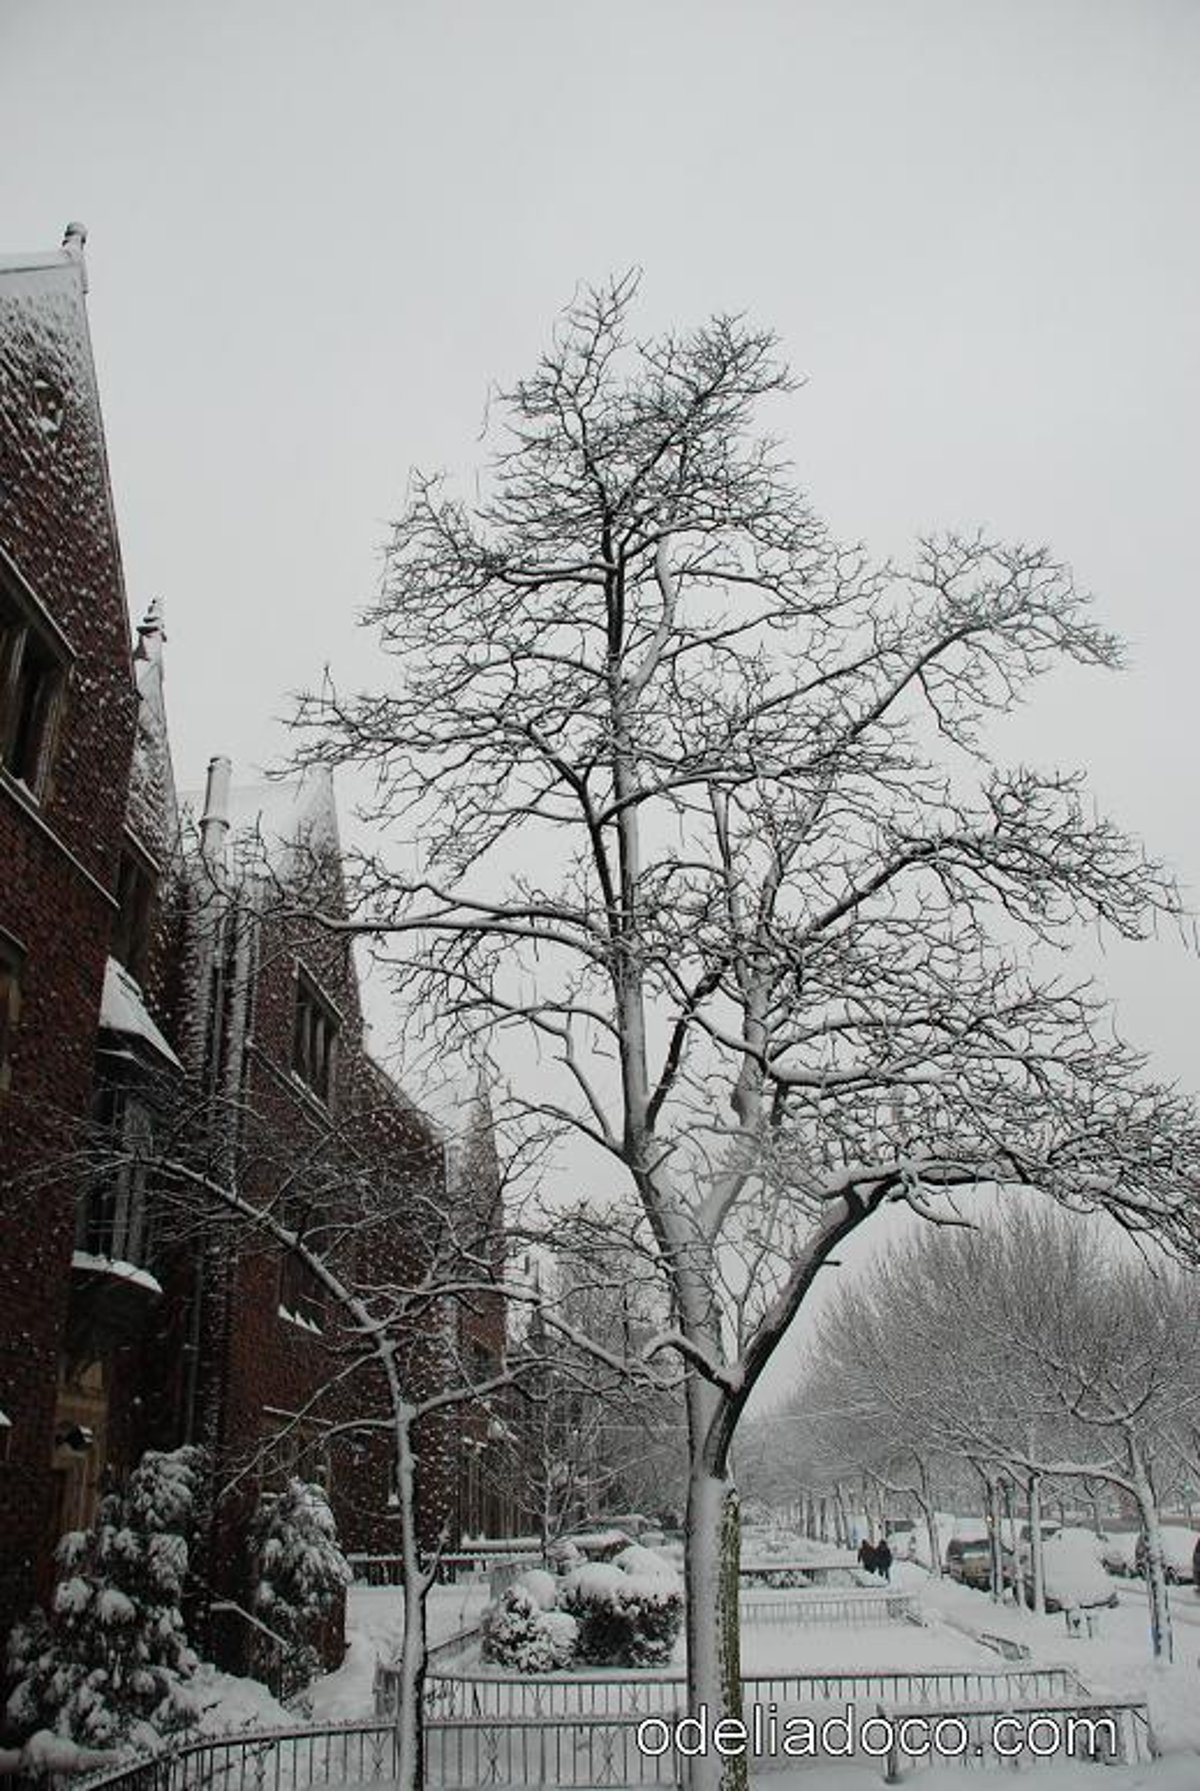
[1135,1526,1200,1585]
[1035,1527,1118,1612]
[1098,1531,1140,1578]
[885,1521,918,1561]
[945,1537,992,1590]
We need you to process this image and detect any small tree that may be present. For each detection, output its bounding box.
[249,1479,352,1695]
[6,1446,203,1751]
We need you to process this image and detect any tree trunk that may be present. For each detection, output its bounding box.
[986,1475,1004,1603]
[683,1463,746,1791]
[1027,1474,1046,1615]
[833,1481,850,1547]
[391,1407,427,1790]
[1127,1436,1173,1664]
[1003,1478,1025,1607]
[914,1458,941,1579]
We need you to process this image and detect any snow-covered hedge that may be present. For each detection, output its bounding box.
[481,1585,578,1673]
[560,1552,683,1668]
[5,1446,204,1751]
[480,1547,682,1672]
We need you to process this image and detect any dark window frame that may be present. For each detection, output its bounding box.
[0,564,71,801]
[0,931,24,1096]
[111,841,157,985]
[290,966,339,1108]
[77,1076,157,1268]
[278,1199,327,1333]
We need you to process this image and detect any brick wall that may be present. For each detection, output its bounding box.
[0,252,138,1642]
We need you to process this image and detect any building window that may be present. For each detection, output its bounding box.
[260,1413,332,1493]
[291,969,338,1106]
[0,935,23,1095]
[78,1085,155,1265]
[111,847,156,984]
[0,585,67,798]
[278,1201,326,1332]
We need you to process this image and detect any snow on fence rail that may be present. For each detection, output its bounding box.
[738,1586,919,1625]
[739,1553,859,1584]
[374,1656,1085,1721]
[346,1547,538,1586]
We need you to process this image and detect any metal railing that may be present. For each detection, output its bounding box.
[876,1693,1158,1777]
[67,1718,681,1791]
[738,1586,918,1625]
[375,1655,1085,1722]
[346,1549,538,1587]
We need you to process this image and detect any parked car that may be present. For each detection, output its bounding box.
[886,1521,918,1561]
[945,1536,992,1590]
[1098,1531,1140,1578]
[1035,1528,1118,1612]
[1135,1527,1200,1585]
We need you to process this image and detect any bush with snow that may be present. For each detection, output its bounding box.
[560,1553,683,1668]
[510,1567,558,1611]
[248,1480,351,1693]
[5,1446,204,1751]
[481,1585,578,1673]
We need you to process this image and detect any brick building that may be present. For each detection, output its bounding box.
[0,229,507,1682]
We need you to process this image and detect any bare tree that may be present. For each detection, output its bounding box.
[808,1211,1200,1657]
[294,276,1198,1789]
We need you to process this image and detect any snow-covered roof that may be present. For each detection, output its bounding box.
[98,957,182,1069]
[0,247,78,278]
[71,1251,164,1296]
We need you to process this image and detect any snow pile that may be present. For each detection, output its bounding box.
[5,1447,204,1751]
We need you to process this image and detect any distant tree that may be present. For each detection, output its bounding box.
[805,1212,1200,1657]
[295,276,1200,1789]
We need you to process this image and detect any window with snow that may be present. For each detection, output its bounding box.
[0,932,22,1096]
[78,1085,155,1266]
[278,1200,326,1332]
[0,572,69,799]
[291,969,338,1107]
[111,845,156,984]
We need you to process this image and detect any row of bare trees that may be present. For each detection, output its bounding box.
[765,1208,1200,1663]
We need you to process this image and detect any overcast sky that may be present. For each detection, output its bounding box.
[4,1,1198,1397]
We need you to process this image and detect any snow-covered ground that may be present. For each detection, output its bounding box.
[307,1580,489,1723]
[191,1554,1200,1787]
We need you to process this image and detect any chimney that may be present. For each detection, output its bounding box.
[200,755,232,867]
[61,221,88,291]
[134,598,165,665]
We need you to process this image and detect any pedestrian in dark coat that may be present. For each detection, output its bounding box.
[876,1538,893,1582]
